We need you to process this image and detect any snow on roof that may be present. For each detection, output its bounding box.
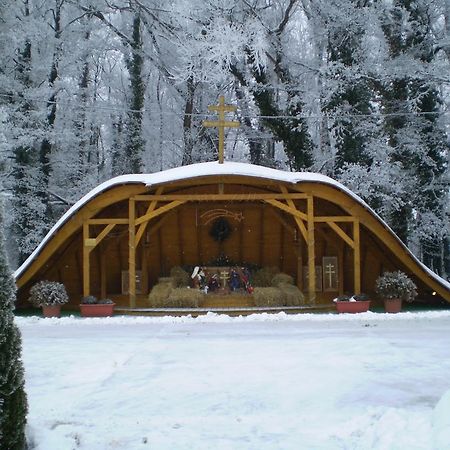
[13,161,450,293]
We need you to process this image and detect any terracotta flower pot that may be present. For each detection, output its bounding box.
[42,305,62,318]
[384,298,402,313]
[335,300,371,313]
[79,303,115,317]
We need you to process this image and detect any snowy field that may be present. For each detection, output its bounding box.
[16,311,450,450]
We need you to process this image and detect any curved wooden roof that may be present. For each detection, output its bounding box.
[14,161,450,302]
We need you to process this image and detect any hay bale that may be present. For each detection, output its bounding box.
[148,282,173,307]
[170,266,190,287]
[252,266,280,287]
[271,272,294,287]
[253,287,285,307]
[158,277,172,284]
[165,288,203,308]
[278,283,305,306]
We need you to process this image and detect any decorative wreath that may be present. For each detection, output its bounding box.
[209,217,232,242]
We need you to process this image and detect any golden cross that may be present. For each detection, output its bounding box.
[203,96,239,164]
[219,270,230,288]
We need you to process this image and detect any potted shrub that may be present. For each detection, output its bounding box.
[79,296,115,317]
[375,271,417,313]
[334,293,371,313]
[28,280,69,317]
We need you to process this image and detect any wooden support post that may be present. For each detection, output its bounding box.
[100,248,107,300]
[141,244,148,295]
[297,254,303,291]
[307,195,316,304]
[83,222,91,298]
[129,198,136,308]
[279,221,284,271]
[259,207,265,267]
[354,218,361,294]
[338,242,344,296]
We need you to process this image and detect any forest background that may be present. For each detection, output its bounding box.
[0,0,449,278]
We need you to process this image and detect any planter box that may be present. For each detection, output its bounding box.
[335,300,371,314]
[79,303,115,317]
[384,298,402,313]
[42,305,62,318]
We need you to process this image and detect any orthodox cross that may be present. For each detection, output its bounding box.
[203,96,239,164]
[220,270,230,288]
[325,263,336,287]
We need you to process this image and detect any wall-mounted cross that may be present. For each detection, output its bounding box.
[203,96,239,164]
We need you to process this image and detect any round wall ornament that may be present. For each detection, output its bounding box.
[209,217,232,242]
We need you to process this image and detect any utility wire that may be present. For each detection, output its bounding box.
[0,92,448,120]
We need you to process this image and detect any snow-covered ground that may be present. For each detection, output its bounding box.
[16,311,450,450]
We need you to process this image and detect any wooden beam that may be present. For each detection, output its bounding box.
[307,195,316,304]
[279,185,308,243]
[314,216,355,222]
[327,222,355,249]
[238,212,244,263]
[196,208,202,264]
[134,193,309,202]
[338,242,344,296]
[135,200,185,226]
[259,207,264,267]
[84,238,96,248]
[82,222,91,298]
[128,198,136,308]
[100,243,107,300]
[264,199,308,221]
[88,218,129,225]
[354,219,361,294]
[95,224,116,247]
[279,221,284,271]
[135,187,163,246]
[141,245,148,295]
[177,209,185,266]
[297,254,303,290]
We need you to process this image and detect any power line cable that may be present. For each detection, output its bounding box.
[0,92,448,120]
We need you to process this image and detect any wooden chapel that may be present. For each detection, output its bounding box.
[14,97,450,310]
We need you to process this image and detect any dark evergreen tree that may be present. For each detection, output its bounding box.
[124,13,146,174]
[0,204,28,449]
[324,0,374,174]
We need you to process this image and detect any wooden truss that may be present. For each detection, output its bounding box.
[82,187,362,307]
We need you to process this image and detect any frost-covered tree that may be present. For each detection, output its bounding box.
[0,0,448,276]
[380,0,449,270]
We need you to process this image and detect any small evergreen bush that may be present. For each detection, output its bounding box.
[28,280,69,307]
[333,295,351,302]
[81,295,97,304]
[98,299,114,305]
[375,271,418,302]
[350,293,370,302]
